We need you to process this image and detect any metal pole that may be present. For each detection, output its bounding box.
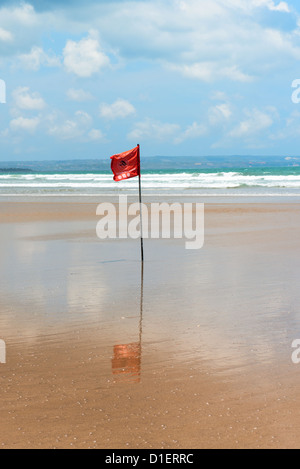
[138,144,144,263]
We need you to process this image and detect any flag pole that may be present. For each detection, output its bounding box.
[137,144,144,263]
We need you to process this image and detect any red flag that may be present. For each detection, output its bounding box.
[110,145,140,182]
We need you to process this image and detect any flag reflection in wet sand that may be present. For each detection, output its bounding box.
[112,263,144,384]
[112,343,142,383]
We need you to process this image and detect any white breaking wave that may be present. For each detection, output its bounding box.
[1,171,300,194]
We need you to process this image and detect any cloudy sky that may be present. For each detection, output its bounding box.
[0,0,300,160]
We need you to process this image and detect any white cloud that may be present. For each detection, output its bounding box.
[221,66,253,82]
[0,3,45,57]
[128,118,180,142]
[18,46,60,71]
[61,0,297,83]
[48,110,93,140]
[168,62,253,83]
[252,0,290,12]
[269,110,300,140]
[88,129,104,141]
[0,27,13,42]
[10,116,40,133]
[12,87,46,111]
[229,108,274,138]
[67,88,93,102]
[209,103,232,125]
[100,99,136,120]
[171,62,215,82]
[9,3,38,26]
[63,31,110,77]
[175,122,207,144]
[0,0,297,155]
[0,1,297,83]
[197,0,290,14]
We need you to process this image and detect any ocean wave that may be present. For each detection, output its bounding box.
[1,171,300,194]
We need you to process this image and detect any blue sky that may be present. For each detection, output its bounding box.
[1,0,300,160]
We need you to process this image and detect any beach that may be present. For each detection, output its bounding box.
[2,0,300,451]
[0,198,300,449]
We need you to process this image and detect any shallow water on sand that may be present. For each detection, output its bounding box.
[1,203,300,448]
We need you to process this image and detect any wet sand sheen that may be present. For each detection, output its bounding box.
[0,201,300,448]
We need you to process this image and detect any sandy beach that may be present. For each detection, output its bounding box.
[1,199,300,449]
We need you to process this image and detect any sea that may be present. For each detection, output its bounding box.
[1,159,300,198]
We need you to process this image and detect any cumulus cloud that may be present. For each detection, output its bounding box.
[175,122,207,144]
[189,0,290,14]
[3,3,38,27]
[47,110,97,140]
[0,0,297,155]
[12,87,46,110]
[0,3,43,57]
[269,110,300,140]
[229,108,274,138]
[209,103,233,125]
[63,32,110,77]
[128,118,180,142]
[254,0,290,13]
[0,1,298,82]
[88,128,104,141]
[18,46,60,71]
[56,0,296,83]
[10,116,40,133]
[67,88,93,102]
[0,27,13,42]
[168,62,253,83]
[100,99,136,120]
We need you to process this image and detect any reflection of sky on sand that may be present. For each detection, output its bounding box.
[1,223,109,315]
[0,218,300,379]
[144,241,300,373]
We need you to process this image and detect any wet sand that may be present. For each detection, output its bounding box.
[1,200,300,449]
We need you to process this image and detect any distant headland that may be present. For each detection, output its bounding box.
[0,155,299,172]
